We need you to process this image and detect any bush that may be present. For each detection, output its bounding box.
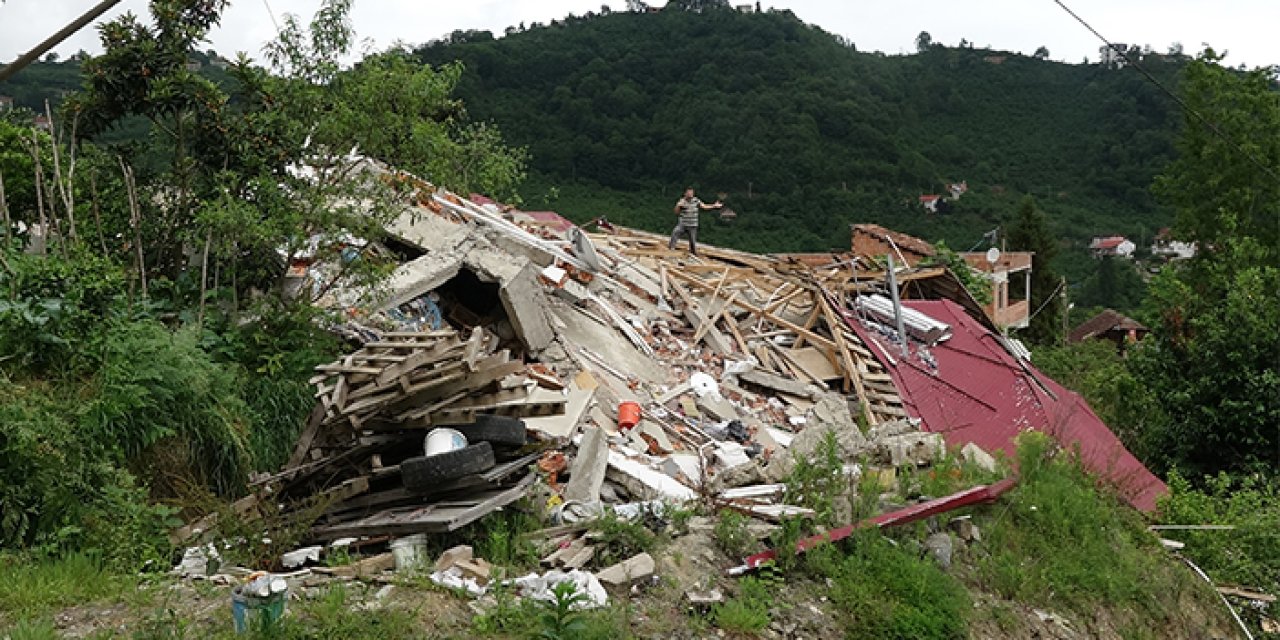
[976,432,1167,611]
[0,251,128,374]
[0,382,176,565]
[817,530,969,640]
[1159,471,1280,627]
[83,321,252,495]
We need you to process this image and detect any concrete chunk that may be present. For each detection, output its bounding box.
[434,545,474,573]
[595,552,655,586]
[500,262,555,354]
[564,426,609,503]
[960,442,998,473]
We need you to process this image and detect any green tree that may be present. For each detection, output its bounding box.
[1130,51,1280,478]
[1005,195,1061,344]
[1153,50,1280,256]
[915,31,933,53]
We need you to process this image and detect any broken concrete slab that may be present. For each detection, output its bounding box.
[606,450,697,502]
[737,369,816,399]
[564,426,609,503]
[500,262,555,354]
[696,394,740,423]
[960,442,998,473]
[876,432,945,467]
[595,552,655,587]
[949,515,981,542]
[764,393,870,482]
[523,379,597,439]
[924,532,953,569]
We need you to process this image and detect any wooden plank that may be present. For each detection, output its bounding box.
[311,474,535,538]
[667,268,836,352]
[286,403,329,469]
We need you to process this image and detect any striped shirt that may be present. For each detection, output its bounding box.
[677,196,702,227]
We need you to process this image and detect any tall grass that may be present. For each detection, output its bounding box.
[0,553,133,621]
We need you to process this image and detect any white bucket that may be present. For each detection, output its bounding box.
[424,428,467,457]
[389,534,428,571]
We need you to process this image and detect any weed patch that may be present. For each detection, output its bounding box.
[816,530,969,640]
[0,553,133,621]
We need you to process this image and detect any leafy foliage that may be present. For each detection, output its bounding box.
[1158,471,1280,629]
[1131,51,1280,479]
[810,530,969,640]
[1004,195,1061,344]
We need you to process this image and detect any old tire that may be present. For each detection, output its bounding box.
[402,442,496,493]
[450,415,528,447]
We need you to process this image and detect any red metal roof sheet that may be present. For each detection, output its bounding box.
[846,299,1166,511]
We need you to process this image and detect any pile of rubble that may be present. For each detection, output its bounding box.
[173,171,1005,578]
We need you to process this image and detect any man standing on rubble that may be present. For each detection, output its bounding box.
[669,187,722,256]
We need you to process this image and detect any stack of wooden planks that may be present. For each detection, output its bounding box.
[175,325,565,546]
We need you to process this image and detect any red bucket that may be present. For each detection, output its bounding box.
[617,401,642,431]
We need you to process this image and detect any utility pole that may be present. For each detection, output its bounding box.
[0,0,124,84]
[1060,275,1069,346]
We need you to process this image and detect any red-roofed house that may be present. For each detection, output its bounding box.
[919,194,941,213]
[1089,235,1136,258]
[846,299,1166,511]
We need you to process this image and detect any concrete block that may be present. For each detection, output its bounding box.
[595,552,655,586]
[434,545,474,573]
[500,262,555,354]
[960,442,998,473]
[563,426,609,503]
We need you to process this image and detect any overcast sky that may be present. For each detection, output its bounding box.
[2,0,1277,69]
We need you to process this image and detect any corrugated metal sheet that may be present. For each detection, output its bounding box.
[848,299,1166,512]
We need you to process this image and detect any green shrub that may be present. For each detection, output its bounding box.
[818,530,970,640]
[976,432,1166,611]
[785,430,844,526]
[83,321,252,495]
[1159,470,1280,626]
[0,251,128,374]
[712,576,772,633]
[713,509,755,559]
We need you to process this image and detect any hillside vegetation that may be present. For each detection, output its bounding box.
[415,7,1185,255]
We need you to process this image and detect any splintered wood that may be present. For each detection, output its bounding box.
[592,229,905,426]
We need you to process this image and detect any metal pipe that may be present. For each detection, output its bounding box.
[886,254,909,358]
[0,0,125,84]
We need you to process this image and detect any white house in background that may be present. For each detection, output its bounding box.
[919,194,941,213]
[735,3,755,12]
[1151,228,1197,260]
[946,180,968,199]
[1100,43,1129,68]
[1089,235,1136,258]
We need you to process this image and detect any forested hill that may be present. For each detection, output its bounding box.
[415,7,1187,253]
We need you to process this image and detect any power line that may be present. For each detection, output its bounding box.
[1050,0,1280,185]
[0,0,124,83]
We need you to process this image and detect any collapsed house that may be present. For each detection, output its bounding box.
[175,171,1166,553]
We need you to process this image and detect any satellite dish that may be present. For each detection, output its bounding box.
[985,247,1001,264]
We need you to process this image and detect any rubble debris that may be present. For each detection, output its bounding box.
[595,552,656,587]
[948,515,981,542]
[924,532,954,569]
[564,426,609,503]
[960,442,998,473]
[511,570,609,609]
[312,552,396,578]
[875,432,945,467]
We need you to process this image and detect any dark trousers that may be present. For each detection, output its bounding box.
[669,222,698,255]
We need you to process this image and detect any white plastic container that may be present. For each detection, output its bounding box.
[424,428,467,457]
[390,533,428,571]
